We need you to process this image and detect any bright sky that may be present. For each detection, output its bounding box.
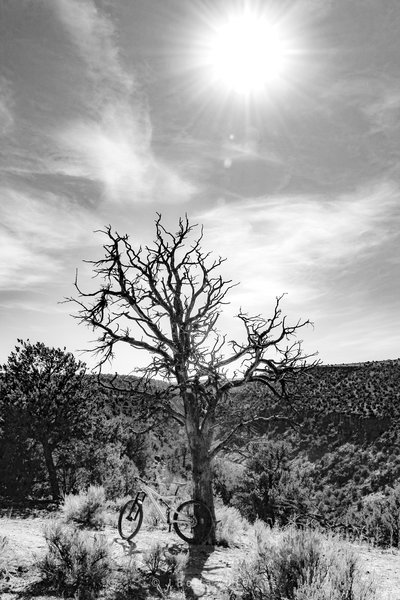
[1,0,399,373]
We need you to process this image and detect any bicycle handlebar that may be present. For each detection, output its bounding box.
[134,475,150,485]
[134,475,187,491]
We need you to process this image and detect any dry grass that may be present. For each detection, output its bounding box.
[215,504,250,547]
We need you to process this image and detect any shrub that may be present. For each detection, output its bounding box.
[233,439,314,527]
[227,526,376,600]
[344,486,400,547]
[143,500,162,529]
[113,544,187,600]
[215,504,250,547]
[213,457,244,504]
[62,485,106,529]
[113,564,148,600]
[39,521,111,599]
[57,440,141,499]
[143,542,187,593]
[0,536,9,579]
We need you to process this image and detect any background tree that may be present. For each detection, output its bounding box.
[71,215,316,541]
[0,340,93,501]
[233,438,313,526]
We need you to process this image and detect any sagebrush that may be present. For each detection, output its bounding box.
[0,536,9,578]
[113,542,187,600]
[227,524,376,600]
[143,542,187,590]
[345,486,400,548]
[215,503,249,547]
[62,485,106,529]
[39,521,111,599]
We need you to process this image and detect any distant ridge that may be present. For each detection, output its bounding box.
[319,358,400,369]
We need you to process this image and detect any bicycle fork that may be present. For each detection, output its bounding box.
[127,491,146,521]
[167,508,172,532]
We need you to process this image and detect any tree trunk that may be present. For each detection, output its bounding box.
[42,438,61,501]
[186,415,216,544]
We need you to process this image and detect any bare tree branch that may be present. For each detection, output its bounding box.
[68,214,318,541]
[209,414,295,458]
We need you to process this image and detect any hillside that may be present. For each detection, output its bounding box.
[2,357,400,551]
[212,359,400,548]
[299,359,400,419]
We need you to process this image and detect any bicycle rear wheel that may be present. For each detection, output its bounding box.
[173,500,212,544]
[118,499,143,541]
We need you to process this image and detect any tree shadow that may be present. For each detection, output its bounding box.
[113,535,225,597]
[112,536,141,558]
[14,581,46,599]
[183,542,217,599]
[8,574,59,600]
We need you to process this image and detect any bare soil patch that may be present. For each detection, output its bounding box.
[1,513,400,599]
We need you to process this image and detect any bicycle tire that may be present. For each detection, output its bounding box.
[118,499,143,541]
[173,500,213,544]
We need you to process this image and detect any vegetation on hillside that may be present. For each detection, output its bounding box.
[1,339,399,550]
[213,359,400,547]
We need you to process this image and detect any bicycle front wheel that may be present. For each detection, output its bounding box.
[173,500,213,544]
[118,499,143,541]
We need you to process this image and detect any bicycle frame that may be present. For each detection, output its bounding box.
[119,476,213,544]
[135,480,184,525]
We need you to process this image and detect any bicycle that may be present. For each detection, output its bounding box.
[118,476,213,544]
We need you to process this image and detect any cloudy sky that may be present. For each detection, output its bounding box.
[1,0,399,372]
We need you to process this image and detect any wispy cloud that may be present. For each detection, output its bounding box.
[201,180,398,262]
[312,306,400,363]
[195,179,400,363]
[0,186,95,290]
[54,0,134,101]
[0,226,60,291]
[0,76,14,136]
[363,86,400,133]
[326,75,400,129]
[55,106,195,203]
[197,179,400,306]
[52,0,195,203]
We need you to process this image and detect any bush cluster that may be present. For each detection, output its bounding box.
[38,519,190,600]
[39,521,112,599]
[113,542,187,599]
[227,524,376,600]
[213,424,400,549]
[62,485,107,529]
[215,503,249,547]
[344,485,400,547]
[214,440,316,529]
[0,536,9,579]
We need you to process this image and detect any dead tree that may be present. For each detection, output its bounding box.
[70,215,317,542]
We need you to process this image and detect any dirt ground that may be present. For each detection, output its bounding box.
[1,512,400,599]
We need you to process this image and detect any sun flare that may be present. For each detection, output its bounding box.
[207,14,289,95]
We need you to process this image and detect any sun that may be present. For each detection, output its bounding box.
[207,14,289,95]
